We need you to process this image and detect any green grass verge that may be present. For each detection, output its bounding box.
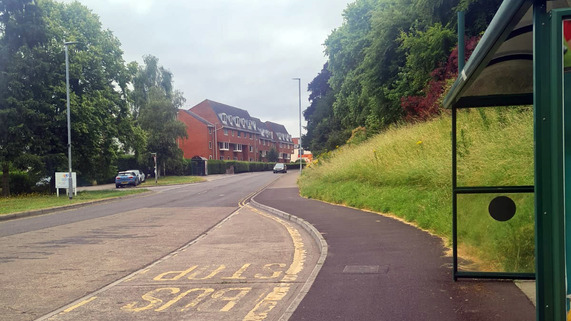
[299,106,534,273]
[0,189,148,215]
[139,175,204,186]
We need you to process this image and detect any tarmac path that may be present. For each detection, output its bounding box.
[254,172,536,321]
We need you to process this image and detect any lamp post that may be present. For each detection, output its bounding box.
[64,41,80,199]
[151,153,157,184]
[292,78,302,173]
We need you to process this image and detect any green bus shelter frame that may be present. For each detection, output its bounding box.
[444,1,571,320]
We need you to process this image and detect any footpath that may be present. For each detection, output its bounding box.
[253,172,535,321]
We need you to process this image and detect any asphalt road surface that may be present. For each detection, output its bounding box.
[0,172,319,321]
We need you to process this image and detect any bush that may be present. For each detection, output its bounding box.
[117,154,139,172]
[207,160,226,174]
[5,172,35,195]
[206,160,274,175]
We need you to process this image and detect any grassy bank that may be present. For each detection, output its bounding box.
[299,106,534,272]
[0,189,148,215]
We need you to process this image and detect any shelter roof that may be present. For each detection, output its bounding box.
[444,0,570,108]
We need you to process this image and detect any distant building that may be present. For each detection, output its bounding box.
[291,137,313,163]
[177,99,293,162]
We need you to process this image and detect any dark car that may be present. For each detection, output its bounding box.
[115,171,140,187]
[273,163,287,174]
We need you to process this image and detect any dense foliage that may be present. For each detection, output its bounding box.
[303,0,501,155]
[0,0,187,195]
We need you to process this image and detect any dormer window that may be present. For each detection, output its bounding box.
[219,113,228,125]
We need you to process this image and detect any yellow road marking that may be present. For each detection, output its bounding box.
[243,205,306,321]
[62,297,97,313]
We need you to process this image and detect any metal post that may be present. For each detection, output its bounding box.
[293,77,302,173]
[458,11,465,73]
[534,3,567,320]
[151,153,157,184]
[64,41,79,199]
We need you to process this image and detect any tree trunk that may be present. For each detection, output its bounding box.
[2,162,10,197]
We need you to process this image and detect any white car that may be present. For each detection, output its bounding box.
[127,169,145,184]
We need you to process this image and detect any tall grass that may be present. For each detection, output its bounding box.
[299,106,534,272]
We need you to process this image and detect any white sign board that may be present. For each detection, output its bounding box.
[55,172,77,196]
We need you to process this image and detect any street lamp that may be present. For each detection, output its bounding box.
[292,78,302,173]
[64,41,80,199]
[151,153,157,184]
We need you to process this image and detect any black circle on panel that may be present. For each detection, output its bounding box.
[488,196,516,222]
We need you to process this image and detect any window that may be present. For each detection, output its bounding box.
[209,155,212,160]
[232,130,235,137]
[208,127,212,134]
[209,141,212,149]
[237,131,241,137]
[249,133,253,139]
[249,158,253,162]
[234,144,242,152]
[234,157,238,160]
[249,145,253,152]
[227,156,230,160]
[220,156,224,160]
[224,129,228,135]
[219,142,229,150]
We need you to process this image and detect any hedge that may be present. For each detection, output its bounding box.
[206,160,275,174]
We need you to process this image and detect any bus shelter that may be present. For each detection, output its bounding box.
[443,0,571,319]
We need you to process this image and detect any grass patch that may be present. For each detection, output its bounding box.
[139,175,204,186]
[299,106,534,273]
[0,189,148,215]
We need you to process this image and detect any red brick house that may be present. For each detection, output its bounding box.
[177,99,293,163]
[178,110,215,159]
[265,121,294,162]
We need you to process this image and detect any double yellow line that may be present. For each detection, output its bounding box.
[238,191,258,207]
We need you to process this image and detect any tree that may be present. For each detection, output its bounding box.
[304,0,502,154]
[0,0,48,195]
[304,63,348,155]
[267,147,279,163]
[131,55,188,175]
[1,0,139,194]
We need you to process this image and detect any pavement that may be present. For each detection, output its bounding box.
[253,172,536,321]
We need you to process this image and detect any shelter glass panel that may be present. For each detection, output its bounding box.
[456,192,534,274]
[455,106,533,187]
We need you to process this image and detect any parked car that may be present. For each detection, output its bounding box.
[128,169,145,183]
[115,171,139,187]
[273,163,287,174]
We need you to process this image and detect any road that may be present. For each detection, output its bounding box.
[0,172,319,321]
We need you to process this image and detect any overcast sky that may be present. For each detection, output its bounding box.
[62,0,353,137]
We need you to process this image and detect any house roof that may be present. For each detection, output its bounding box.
[203,99,258,133]
[181,109,214,126]
[266,121,292,143]
[205,99,252,120]
[252,117,272,139]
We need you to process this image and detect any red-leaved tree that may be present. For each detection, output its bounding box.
[401,36,480,121]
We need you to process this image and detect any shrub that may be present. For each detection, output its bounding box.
[6,172,35,195]
[207,160,226,174]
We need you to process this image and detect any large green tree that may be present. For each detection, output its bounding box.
[0,0,48,195]
[130,55,187,176]
[304,0,502,155]
[1,0,139,194]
